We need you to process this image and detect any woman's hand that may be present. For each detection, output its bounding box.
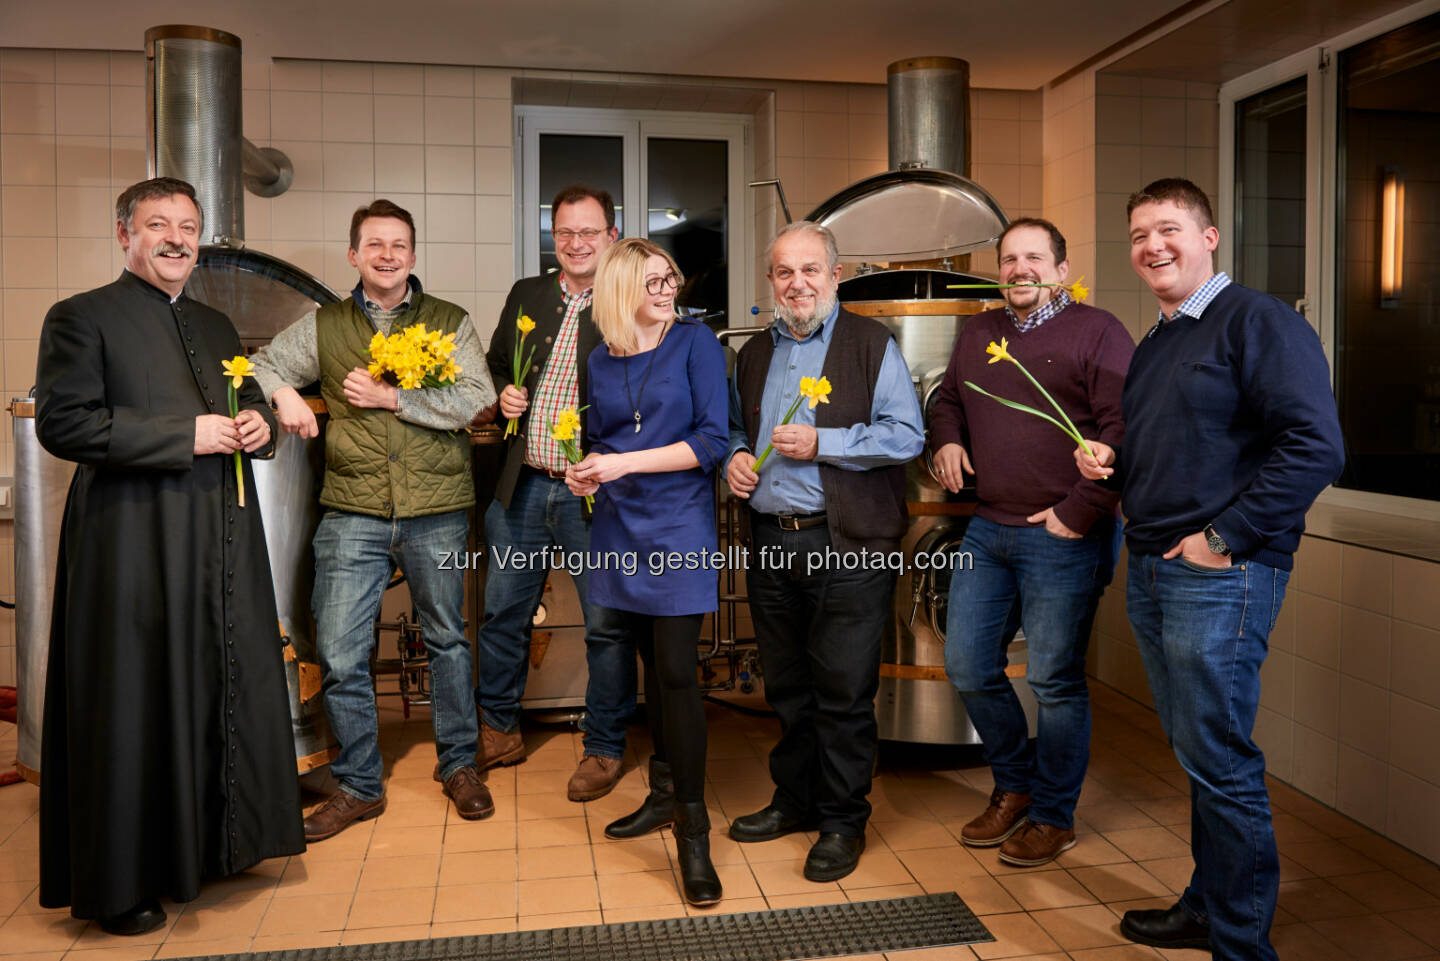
[565,459,600,497]
[570,452,633,484]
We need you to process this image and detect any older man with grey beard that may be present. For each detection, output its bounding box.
[724,221,924,883]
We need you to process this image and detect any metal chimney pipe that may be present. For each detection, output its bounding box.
[887,56,971,177]
[146,25,247,246]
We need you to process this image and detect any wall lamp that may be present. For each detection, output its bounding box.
[1381,166,1404,307]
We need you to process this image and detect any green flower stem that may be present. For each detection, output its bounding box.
[558,438,593,510]
[228,383,244,508]
[752,394,806,472]
[964,382,1079,441]
[1001,357,1093,457]
[945,282,1066,291]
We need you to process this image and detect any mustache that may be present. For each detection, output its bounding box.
[153,242,194,258]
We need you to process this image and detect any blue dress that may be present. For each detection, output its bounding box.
[585,319,729,616]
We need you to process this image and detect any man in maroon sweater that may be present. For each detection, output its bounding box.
[930,218,1133,866]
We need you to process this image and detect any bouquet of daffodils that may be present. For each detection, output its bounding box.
[367,323,461,390]
[504,308,538,438]
[549,406,592,510]
[752,376,832,471]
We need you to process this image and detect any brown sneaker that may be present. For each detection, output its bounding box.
[960,787,1032,847]
[566,754,623,801]
[303,790,386,842]
[443,765,495,820]
[478,722,526,770]
[998,821,1077,866]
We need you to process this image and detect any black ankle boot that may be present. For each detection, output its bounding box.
[674,800,722,906]
[605,756,675,839]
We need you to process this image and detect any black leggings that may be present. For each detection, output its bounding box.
[613,611,707,802]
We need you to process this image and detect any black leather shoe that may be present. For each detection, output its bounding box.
[728,805,808,843]
[1120,904,1211,950]
[605,756,674,839]
[803,832,866,882]
[98,900,166,936]
[674,801,723,906]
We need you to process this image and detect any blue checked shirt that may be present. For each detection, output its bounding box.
[1007,289,1072,333]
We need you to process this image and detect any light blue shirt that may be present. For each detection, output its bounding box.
[727,304,925,515]
[1164,271,1232,323]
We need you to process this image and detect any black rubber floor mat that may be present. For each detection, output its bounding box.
[170,892,992,961]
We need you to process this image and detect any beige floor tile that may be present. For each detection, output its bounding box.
[872,818,962,851]
[1102,828,1189,862]
[57,946,160,961]
[1284,838,1384,877]
[898,846,993,891]
[255,892,351,937]
[517,843,594,880]
[970,911,1063,959]
[339,923,430,944]
[439,819,518,853]
[186,862,286,905]
[1029,904,1128,950]
[0,880,37,916]
[356,853,440,891]
[1269,921,1353,961]
[513,793,582,822]
[1076,802,1160,833]
[1068,946,1166,959]
[274,857,364,897]
[0,913,88,953]
[1132,797,1190,826]
[428,917,518,937]
[1277,853,1316,882]
[1135,857,1190,895]
[430,881,516,923]
[513,767,574,797]
[162,899,267,943]
[437,849,517,885]
[1069,863,1175,903]
[592,837,671,875]
[736,832,814,863]
[875,945,977,959]
[516,817,590,849]
[596,870,683,910]
[765,889,851,909]
[713,863,762,900]
[1329,870,1440,913]
[367,824,445,858]
[515,909,603,930]
[997,870,1098,911]
[1277,877,1370,921]
[689,895,766,915]
[1309,913,1434,960]
[1054,834,1132,869]
[151,936,251,958]
[749,860,835,898]
[346,888,436,929]
[247,931,342,952]
[516,876,599,915]
[948,875,1025,915]
[1385,905,1440,949]
[833,849,913,890]
[845,883,924,900]
[602,903,688,923]
[296,822,375,860]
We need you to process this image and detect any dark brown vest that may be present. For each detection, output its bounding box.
[735,308,909,555]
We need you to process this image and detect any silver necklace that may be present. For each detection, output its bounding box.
[622,321,671,433]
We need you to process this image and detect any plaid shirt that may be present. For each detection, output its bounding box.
[1007,289,1072,333]
[1144,272,1232,341]
[525,277,590,473]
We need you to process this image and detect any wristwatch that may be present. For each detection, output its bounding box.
[1203,524,1231,556]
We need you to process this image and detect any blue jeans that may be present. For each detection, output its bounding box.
[1128,553,1289,961]
[944,515,1120,829]
[473,471,633,759]
[312,509,478,801]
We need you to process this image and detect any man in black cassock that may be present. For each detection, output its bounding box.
[35,177,305,936]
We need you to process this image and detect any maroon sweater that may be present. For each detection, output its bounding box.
[929,303,1134,534]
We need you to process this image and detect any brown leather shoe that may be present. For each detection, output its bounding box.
[303,790,386,842]
[960,787,1032,847]
[478,722,526,770]
[998,820,1077,866]
[567,754,623,801]
[443,765,495,820]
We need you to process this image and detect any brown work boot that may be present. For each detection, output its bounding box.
[998,821,1077,866]
[443,765,495,820]
[567,754,623,801]
[478,722,526,770]
[303,790,386,842]
[960,787,1032,847]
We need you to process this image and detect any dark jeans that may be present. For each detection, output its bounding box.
[1128,553,1290,961]
[312,509,477,801]
[944,515,1120,828]
[595,608,707,802]
[747,517,893,837]
[472,471,633,759]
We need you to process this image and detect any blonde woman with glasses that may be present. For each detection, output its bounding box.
[565,237,728,905]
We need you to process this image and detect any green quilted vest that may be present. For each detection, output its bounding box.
[316,296,474,518]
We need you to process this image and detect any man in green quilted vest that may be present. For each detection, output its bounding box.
[250,200,497,840]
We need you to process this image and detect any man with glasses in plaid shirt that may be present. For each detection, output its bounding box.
[477,184,631,801]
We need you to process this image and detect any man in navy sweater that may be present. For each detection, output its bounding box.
[1077,179,1344,961]
[930,218,1132,868]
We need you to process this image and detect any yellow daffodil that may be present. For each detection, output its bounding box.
[547,406,592,509]
[550,421,575,442]
[986,337,1012,365]
[799,375,832,409]
[1068,276,1090,303]
[221,355,255,389]
[517,314,536,336]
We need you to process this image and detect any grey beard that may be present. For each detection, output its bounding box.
[775,290,838,337]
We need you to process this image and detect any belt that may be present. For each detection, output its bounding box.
[522,464,569,481]
[756,511,828,531]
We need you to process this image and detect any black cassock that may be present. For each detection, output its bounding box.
[35,270,305,919]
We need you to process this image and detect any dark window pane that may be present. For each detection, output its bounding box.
[647,137,728,326]
[1335,12,1440,499]
[1234,77,1306,310]
[539,134,624,274]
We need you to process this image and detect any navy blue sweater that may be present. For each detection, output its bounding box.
[1116,282,1344,570]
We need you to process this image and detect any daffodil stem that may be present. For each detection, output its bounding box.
[752,394,806,472]
[1002,358,1093,458]
[228,384,245,508]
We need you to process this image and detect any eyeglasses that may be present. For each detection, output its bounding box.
[553,227,606,243]
[645,271,680,295]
